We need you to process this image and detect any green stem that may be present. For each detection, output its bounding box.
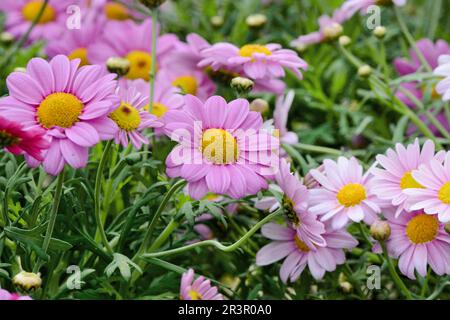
[141,208,283,259]
[148,9,159,114]
[33,169,65,273]
[148,219,179,252]
[94,141,114,256]
[380,242,413,300]
[291,142,343,156]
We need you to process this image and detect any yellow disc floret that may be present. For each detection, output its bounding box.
[239,44,272,58]
[68,48,89,67]
[104,3,129,21]
[336,183,366,207]
[125,50,156,81]
[109,102,141,131]
[400,171,424,189]
[172,75,198,95]
[187,290,202,300]
[201,129,238,164]
[438,182,450,204]
[406,214,439,244]
[22,0,56,24]
[37,93,84,129]
[294,235,310,252]
[146,102,168,118]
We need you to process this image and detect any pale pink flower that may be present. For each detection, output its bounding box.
[180,269,224,300]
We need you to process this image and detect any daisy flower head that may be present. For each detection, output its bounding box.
[0,116,49,161]
[165,95,279,200]
[0,289,31,300]
[374,209,450,279]
[110,79,162,149]
[309,156,383,229]
[372,139,444,217]
[88,18,177,81]
[85,0,144,21]
[0,55,120,175]
[180,269,224,300]
[434,55,450,101]
[339,0,407,22]
[199,42,308,80]
[1,0,72,43]
[404,151,450,222]
[256,221,357,283]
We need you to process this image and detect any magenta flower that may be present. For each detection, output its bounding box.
[434,55,450,101]
[309,157,383,229]
[372,139,444,217]
[180,269,224,300]
[1,0,72,43]
[86,0,145,21]
[199,42,307,80]
[404,152,450,222]
[0,55,119,175]
[165,95,279,200]
[339,0,407,21]
[256,221,357,282]
[110,80,162,149]
[374,209,450,279]
[88,19,177,81]
[0,116,49,161]
[0,289,31,300]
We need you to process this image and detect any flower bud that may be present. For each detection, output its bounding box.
[246,14,267,29]
[370,220,391,242]
[138,0,166,9]
[250,98,269,114]
[231,77,254,95]
[106,57,130,77]
[338,35,351,47]
[13,67,27,73]
[210,16,224,28]
[323,23,343,41]
[13,271,42,291]
[0,32,14,45]
[358,65,372,78]
[340,281,353,293]
[445,222,450,235]
[373,26,387,39]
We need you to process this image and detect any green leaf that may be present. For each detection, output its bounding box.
[105,253,142,282]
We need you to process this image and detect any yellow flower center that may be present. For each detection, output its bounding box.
[22,0,56,24]
[336,183,366,207]
[146,102,168,118]
[172,75,198,95]
[187,290,202,300]
[400,171,424,189]
[0,131,20,148]
[125,50,156,81]
[68,48,89,67]
[438,182,450,204]
[239,44,272,58]
[201,129,238,165]
[109,102,141,131]
[104,3,130,21]
[406,214,439,244]
[294,235,310,252]
[37,93,84,129]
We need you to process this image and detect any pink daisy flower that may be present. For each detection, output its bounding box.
[434,55,450,101]
[0,289,31,300]
[180,268,224,300]
[164,95,279,200]
[404,152,450,222]
[0,116,49,161]
[199,42,308,80]
[1,0,72,42]
[371,139,444,217]
[309,157,383,229]
[0,55,119,175]
[110,79,162,149]
[339,0,407,21]
[88,19,177,81]
[374,209,450,279]
[85,0,145,21]
[256,221,358,282]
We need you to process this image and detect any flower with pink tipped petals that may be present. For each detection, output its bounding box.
[0,55,120,175]
[404,152,450,222]
[372,139,444,217]
[434,55,450,101]
[180,269,224,300]
[165,95,279,200]
[0,116,49,161]
[256,222,357,283]
[0,289,32,300]
[373,209,450,279]
[110,80,162,149]
[200,42,307,80]
[309,157,383,229]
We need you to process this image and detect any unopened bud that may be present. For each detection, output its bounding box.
[323,23,343,41]
[250,98,269,114]
[231,77,254,95]
[358,65,372,78]
[106,57,130,77]
[339,35,351,46]
[13,67,27,73]
[0,32,14,45]
[445,222,450,235]
[210,16,224,28]
[340,281,353,293]
[373,26,387,39]
[246,14,267,29]
[138,0,166,8]
[13,271,42,291]
[370,220,391,242]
